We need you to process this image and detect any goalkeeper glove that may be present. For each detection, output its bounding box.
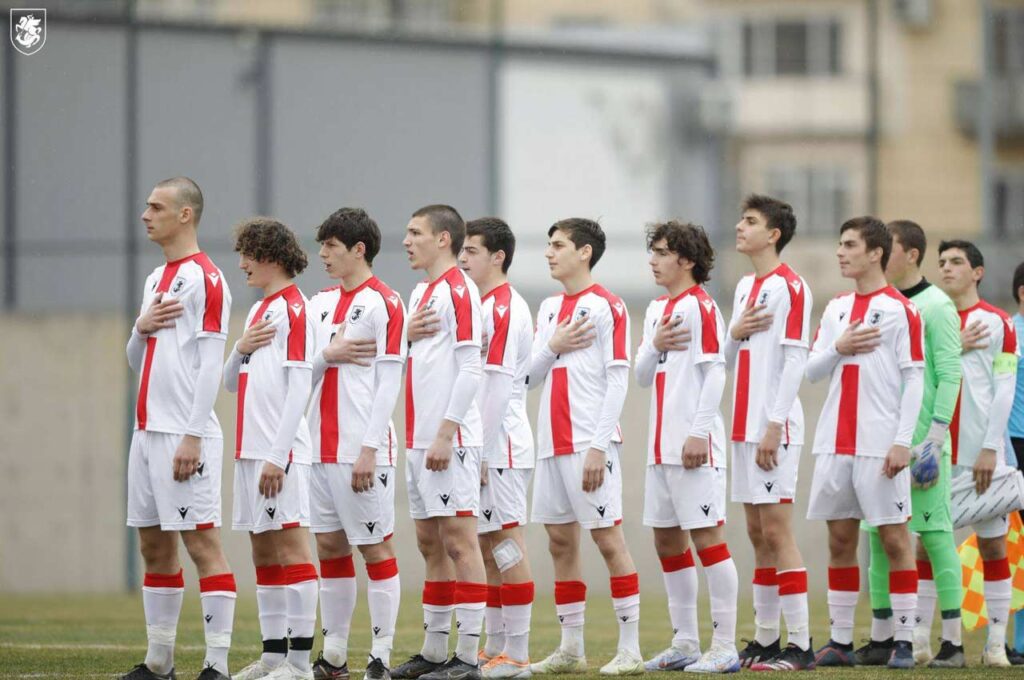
[910,420,946,489]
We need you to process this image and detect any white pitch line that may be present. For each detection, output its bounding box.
[0,642,207,651]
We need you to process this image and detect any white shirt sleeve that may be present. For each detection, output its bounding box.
[984,371,1017,451]
[895,365,924,448]
[529,341,558,390]
[223,344,244,393]
[443,344,482,427]
[767,345,808,425]
[635,305,659,388]
[360,360,403,451]
[126,327,147,373]
[185,336,226,437]
[590,364,629,452]
[480,370,515,460]
[690,361,725,438]
[268,365,313,469]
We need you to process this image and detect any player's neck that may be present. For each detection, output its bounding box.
[892,268,923,292]
[853,270,888,295]
[952,287,981,311]
[426,255,457,282]
[561,270,593,297]
[477,271,507,298]
[262,273,293,298]
[666,275,697,299]
[749,248,781,278]
[161,232,200,263]
[1018,300,1024,317]
[340,266,373,292]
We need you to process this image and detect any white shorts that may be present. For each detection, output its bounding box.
[807,454,911,527]
[232,459,310,534]
[478,468,532,534]
[644,464,727,530]
[406,446,482,519]
[731,442,801,505]
[531,444,623,530]
[127,431,223,531]
[953,464,1010,538]
[310,463,396,544]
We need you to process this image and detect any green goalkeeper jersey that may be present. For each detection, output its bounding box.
[902,278,962,446]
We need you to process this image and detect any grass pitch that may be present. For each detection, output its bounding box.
[0,593,1017,678]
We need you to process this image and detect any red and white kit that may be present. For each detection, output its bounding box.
[806,287,924,526]
[406,267,484,518]
[128,252,231,531]
[530,284,631,530]
[230,283,315,533]
[727,264,812,505]
[477,282,535,534]
[307,276,407,544]
[637,286,728,530]
[951,300,1020,537]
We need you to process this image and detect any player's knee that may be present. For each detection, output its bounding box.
[590,526,625,559]
[759,520,788,552]
[182,530,225,570]
[546,530,576,559]
[315,531,351,560]
[139,531,177,570]
[828,531,858,560]
[357,541,393,564]
[978,536,1007,561]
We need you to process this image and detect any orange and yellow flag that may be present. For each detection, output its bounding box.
[958,512,1024,630]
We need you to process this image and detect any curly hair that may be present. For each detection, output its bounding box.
[234,217,309,278]
[645,220,715,284]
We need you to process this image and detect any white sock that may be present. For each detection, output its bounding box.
[454,582,487,665]
[827,566,859,646]
[660,551,699,650]
[554,581,586,657]
[871,615,894,641]
[778,569,810,651]
[367,558,401,666]
[699,545,738,649]
[501,582,534,663]
[985,574,1012,646]
[143,571,184,675]
[199,573,236,676]
[422,581,455,663]
[319,556,357,667]
[484,585,505,657]
[285,564,319,671]
[890,569,918,644]
[915,578,937,639]
[941,614,963,646]
[752,568,780,646]
[256,566,288,668]
[611,573,640,655]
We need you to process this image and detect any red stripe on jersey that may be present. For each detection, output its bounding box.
[592,285,628,361]
[369,278,405,356]
[978,300,1018,353]
[551,367,574,455]
[507,435,513,468]
[883,288,923,362]
[731,349,751,442]
[194,253,225,333]
[654,372,666,464]
[849,293,871,324]
[950,388,962,464]
[282,285,307,362]
[446,268,474,343]
[319,367,339,463]
[835,365,859,455]
[235,373,248,459]
[780,266,807,341]
[484,283,512,367]
[694,288,720,354]
[405,357,414,448]
[136,261,184,429]
[557,293,581,323]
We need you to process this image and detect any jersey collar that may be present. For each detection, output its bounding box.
[899,277,931,299]
[263,282,298,303]
[165,251,204,266]
[482,281,510,303]
[562,283,598,301]
[340,275,376,297]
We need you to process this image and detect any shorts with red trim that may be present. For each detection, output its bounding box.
[644,464,726,530]
[310,462,395,544]
[731,442,802,505]
[232,458,310,534]
[807,453,911,527]
[127,430,223,531]
[953,464,1009,539]
[478,467,532,534]
[531,443,622,530]
[406,446,481,519]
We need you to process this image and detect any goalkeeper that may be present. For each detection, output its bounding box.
[854,221,964,668]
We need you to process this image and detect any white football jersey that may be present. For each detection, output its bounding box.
[307,276,407,466]
[235,284,314,464]
[810,287,925,457]
[480,282,535,469]
[533,284,631,459]
[728,263,812,445]
[134,252,231,437]
[641,286,727,467]
[951,300,1020,466]
[406,267,483,449]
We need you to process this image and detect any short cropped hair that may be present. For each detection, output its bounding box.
[466,217,516,273]
[646,220,715,284]
[840,216,892,270]
[548,218,606,270]
[234,217,309,278]
[741,194,796,253]
[887,220,927,267]
[413,204,465,256]
[938,239,985,269]
[156,176,204,226]
[1013,261,1024,304]
[315,207,381,265]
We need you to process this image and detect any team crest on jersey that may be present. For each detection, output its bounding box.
[10,9,45,56]
[496,304,508,318]
[263,311,273,322]
[868,310,885,326]
[349,305,365,323]
[758,290,769,305]
[575,307,590,321]
[172,277,186,294]
[425,296,438,310]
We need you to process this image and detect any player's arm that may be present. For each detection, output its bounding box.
[885,313,925,478]
[761,285,812,467]
[127,291,185,371]
[480,307,517,465]
[583,305,631,492]
[684,361,725,470]
[974,350,1019,493]
[930,299,963,426]
[806,304,843,383]
[425,345,482,472]
[260,365,313,497]
[528,306,558,389]
[635,304,660,388]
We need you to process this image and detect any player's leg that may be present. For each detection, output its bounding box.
[276,525,319,676]
[685,524,740,674]
[742,504,781,665]
[978,524,1012,666]
[816,519,860,666]
[435,514,488,671]
[875,522,918,668]
[359,539,401,676]
[478,533,504,661]
[917,530,965,668]
[181,528,236,679]
[248,530,289,678]
[856,526,894,665]
[137,526,185,679]
[484,524,534,675]
[314,530,357,678]
[647,526,699,670]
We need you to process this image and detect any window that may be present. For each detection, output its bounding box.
[742,18,843,78]
[993,8,1024,76]
[765,165,849,234]
[993,172,1024,238]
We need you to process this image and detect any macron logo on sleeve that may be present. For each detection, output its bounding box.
[207,272,220,287]
[453,285,466,298]
[496,304,508,318]
[789,279,801,294]
[290,303,303,316]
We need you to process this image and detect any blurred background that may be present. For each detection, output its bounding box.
[2,0,1024,601]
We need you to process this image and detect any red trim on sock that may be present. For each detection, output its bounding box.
[889,569,917,594]
[423,580,456,606]
[753,567,778,586]
[554,580,587,605]
[199,573,236,593]
[660,549,695,573]
[255,564,286,586]
[916,559,934,581]
[366,557,398,581]
[455,581,488,604]
[320,555,356,579]
[828,566,860,592]
[486,585,503,609]
[144,569,184,589]
[284,563,318,584]
[697,543,731,567]
[501,581,535,606]
[778,569,808,596]
[610,573,639,598]
[984,558,1012,581]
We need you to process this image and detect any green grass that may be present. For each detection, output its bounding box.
[0,593,1017,678]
